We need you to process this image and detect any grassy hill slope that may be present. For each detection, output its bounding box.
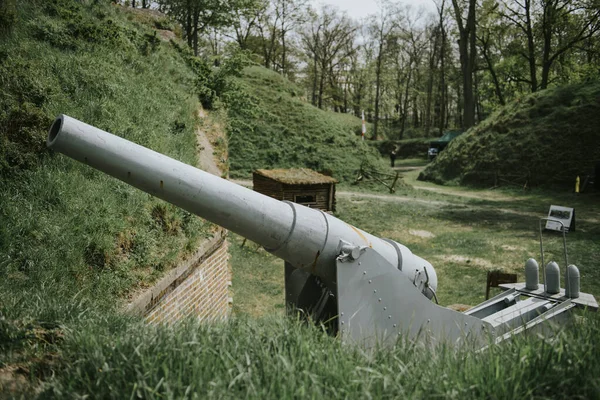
[419,82,600,186]
[227,66,385,181]
[0,0,213,379]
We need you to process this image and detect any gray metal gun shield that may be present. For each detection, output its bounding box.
[337,248,493,348]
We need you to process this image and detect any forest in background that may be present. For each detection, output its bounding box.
[123,0,600,140]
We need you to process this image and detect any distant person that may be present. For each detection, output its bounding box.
[390,148,397,168]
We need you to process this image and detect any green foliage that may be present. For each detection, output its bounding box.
[170,41,250,109]
[0,103,51,172]
[420,82,600,186]
[227,66,387,181]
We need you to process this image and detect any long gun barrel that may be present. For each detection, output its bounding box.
[47,115,599,348]
[48,115,437,295]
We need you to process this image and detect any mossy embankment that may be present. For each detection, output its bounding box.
[0,0,213,383]
[420,82,600,186]
[227,66,386,181]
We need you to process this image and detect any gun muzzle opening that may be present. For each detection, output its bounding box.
[48,115,64,147]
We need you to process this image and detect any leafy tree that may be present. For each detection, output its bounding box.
[451,0,477,129]
[500,0,600,92]
[301,6,357,110]
[367,0,400,139]
[159,0,253,55]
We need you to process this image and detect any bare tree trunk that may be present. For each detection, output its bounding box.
[373,39,385,140]
[425,28,440,135]
[525,0,537,92]
[400,66,412,139]
[192,7,199,56]
[412,94,419,128]
[311,57,318,106]
[318,67,325,109]
[186,0,192,48]
[474,71,483,122]
[480,34,505,105]
[452,0,476,129]
[456,83,462,128]
[540,3,553,90]
[439,3,447,135]
[343,77,349,113]
[281,20,287,75]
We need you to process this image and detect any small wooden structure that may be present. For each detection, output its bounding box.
[485,270,517,299]
[253,168,337,212]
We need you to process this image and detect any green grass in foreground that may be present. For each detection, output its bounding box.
[30,314,600,399]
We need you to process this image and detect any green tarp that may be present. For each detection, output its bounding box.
[430,130,463,149]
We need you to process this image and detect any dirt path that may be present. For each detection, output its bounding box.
[229,178,598,223]
[229,179,512,208]
[337,191,548,220]
[411,185,518,201]
[197,108,221,176]
[398,166,522,202]
[338,191,450,207]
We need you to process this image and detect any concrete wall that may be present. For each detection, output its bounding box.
[127,228,232,324]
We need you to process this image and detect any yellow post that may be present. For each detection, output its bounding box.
[575,176,580,193]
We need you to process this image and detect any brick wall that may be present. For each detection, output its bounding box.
[127,228,232,324]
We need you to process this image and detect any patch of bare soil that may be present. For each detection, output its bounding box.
[0,366,29,394]
[157,29,176,41]
[117,4,166,19]
[393,166,422,172]
[501,244,525,252]
[446,304,472,312]
[433,255,495,270]
[337,191,450,207]
[412,185,519,202]
[409,229,435,238]
[197,108,221,176]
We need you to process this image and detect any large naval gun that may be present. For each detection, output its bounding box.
[48,115,598,348]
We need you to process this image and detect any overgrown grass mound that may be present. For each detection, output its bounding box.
[419,82,600,186]
[0,0,209,344]
[227,66,385,181]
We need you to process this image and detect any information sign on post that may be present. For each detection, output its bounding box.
[545,205,576,232]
